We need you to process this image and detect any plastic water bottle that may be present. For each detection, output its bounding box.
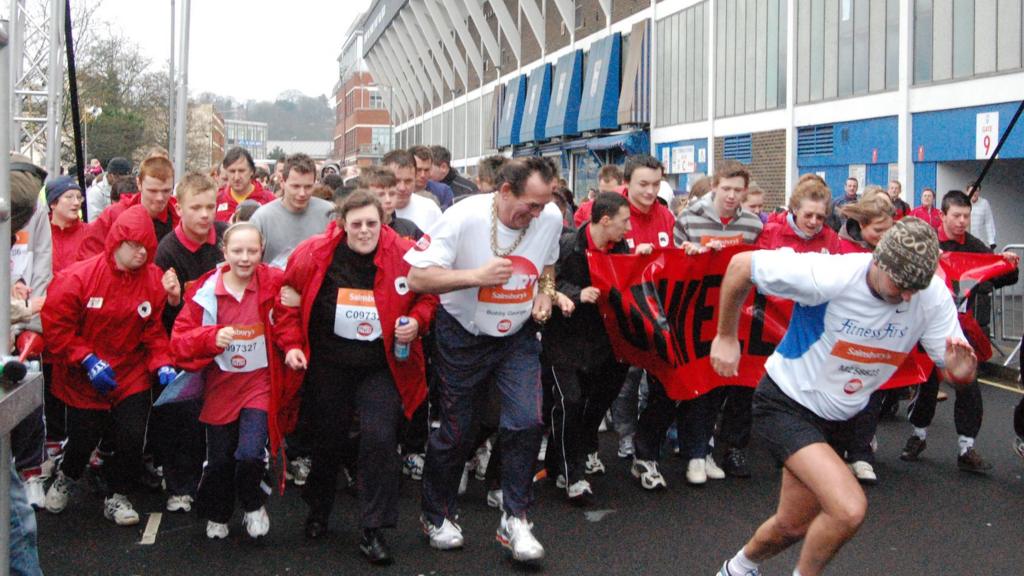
[394,317,411,361]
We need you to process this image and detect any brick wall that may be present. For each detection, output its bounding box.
[545,0,571,53]
[576,0,605,41]
[612,0,648,23]
[714,129,787,210]
[520,0,543,67]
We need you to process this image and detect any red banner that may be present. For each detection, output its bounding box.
[587,247,1015,400]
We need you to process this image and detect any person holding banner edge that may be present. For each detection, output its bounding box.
[710,217,977,576]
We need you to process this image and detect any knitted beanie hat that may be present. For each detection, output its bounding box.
[872,216,940,291]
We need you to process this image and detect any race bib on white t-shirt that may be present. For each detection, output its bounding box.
[214,324,269,373]
[474,255,538,336]
[10,230,32,284]
[334,288,382,341]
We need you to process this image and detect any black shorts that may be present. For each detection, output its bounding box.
[751,375,851,465]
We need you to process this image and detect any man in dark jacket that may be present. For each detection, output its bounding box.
[430,145,478,201]
[901,190,1019,472]
[543,192,632,502]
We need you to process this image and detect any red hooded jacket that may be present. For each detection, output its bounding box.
[170,263,290,451]
[214,180,276,222]
[78,193,180,260]
[573,188,674,251]
[43,205,172,410]
[757,217,840,253]
[273,222,437,433]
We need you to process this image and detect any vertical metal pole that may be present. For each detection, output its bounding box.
[45,0,64,176]
[0,18,14,576]
[173,0,190,173]
[8,0,21,151]
[168,0,175,154]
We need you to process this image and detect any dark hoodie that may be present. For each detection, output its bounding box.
[43,205,172,410]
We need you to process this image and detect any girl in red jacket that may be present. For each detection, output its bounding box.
[170,223,284,541]
[757,174,840,253]
[274,190,437,565]
[41,205,175,526]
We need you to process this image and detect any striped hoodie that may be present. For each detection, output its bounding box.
[674,193,763,247]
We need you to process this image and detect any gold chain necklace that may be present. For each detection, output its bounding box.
[490,193,529,257]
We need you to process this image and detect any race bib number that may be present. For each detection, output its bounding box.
[823,340,906,396]
[474,255,537,336]
[10,230,32,283]
[334,288,382,341]
[214,324,269,373]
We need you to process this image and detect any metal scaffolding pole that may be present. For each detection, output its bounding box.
[168,0,175,154]
[44,0,63,175]
[173,0,190,174]
[9,0,63,167]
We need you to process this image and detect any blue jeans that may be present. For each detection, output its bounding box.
[196,409,268,524]
[9,467,42,576]
[422,310,544,524]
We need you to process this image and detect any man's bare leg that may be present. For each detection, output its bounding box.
[736,443,866,576]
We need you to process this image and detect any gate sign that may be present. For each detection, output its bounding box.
[976,112,999,159]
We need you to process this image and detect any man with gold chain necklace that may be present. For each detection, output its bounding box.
[405,157,570,564]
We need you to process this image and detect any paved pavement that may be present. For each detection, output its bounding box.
[37,379,1024,575]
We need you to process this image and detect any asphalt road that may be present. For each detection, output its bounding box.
[36,379,1024,576]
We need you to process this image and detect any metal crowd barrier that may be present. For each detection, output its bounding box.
[992,244,1024,368]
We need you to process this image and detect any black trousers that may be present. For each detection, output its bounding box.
[839,391,886,464]
[547,358,629,483]
[909,367,983,438]
[636,377,713,461]
[715,386,755,452]
[42,362,66,444]
[302,361,404,529]
[61,391,149,495]
[150,399,204,496]
[196,408,268,523]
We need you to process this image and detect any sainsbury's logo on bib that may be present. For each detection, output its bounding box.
[475,256,538,337]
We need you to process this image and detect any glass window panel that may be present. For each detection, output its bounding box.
[838,0,854,95]
[725,0,736,116]
[767,0,780,108]
[687,9,696,122]
[756,0,768,110]
[700,3,708,119]
[915,0,934,82]
[853,0,870,93]
[745,0,758,110]
[779,0,788,106]
[453,104,466,160]
[467,97,481,158]
[953,0,976,78]
[824,0,839,98]
[869,0,887,92]
[932,0,954,81]
[735,0,747,113]
[974,0,997,74]
[810,0,825,101]
[997,0,1022,70]
[885,0,899,88]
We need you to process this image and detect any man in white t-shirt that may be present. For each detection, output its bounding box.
[709,217,977,576]
[405,157,568,564]
[384,149,441,233]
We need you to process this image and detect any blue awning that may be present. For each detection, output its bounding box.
[545,50,583,138]
[586,131,649,154]
[497,75,528,148]
[519,64,552,144]
[578,33,622,133]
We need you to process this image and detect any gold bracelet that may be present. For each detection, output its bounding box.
[539,274,557,298]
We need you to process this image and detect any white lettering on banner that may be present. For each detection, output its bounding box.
[474,255,538,336]
[976,112,999,160]
[214,323,268,373]
[334,288,383,341]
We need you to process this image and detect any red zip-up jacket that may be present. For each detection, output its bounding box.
[273,221,438,432]
[573,188,675,251]
[50,217,89,274]
[43,205,172,410]
[77,193,180,260]
[757,217,840,253]
[170,263,291,451]
[214,180,277,222]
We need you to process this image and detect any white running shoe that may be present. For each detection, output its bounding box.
[618,434,636,458]
[103,493,140,526]
[243,506,270,538]
[705,455,726,480]
[849,461,878,485]
[403,453,425,481]
[686,458,707,485]
[566,479,593,501]
[630,459,667,490]
[166,494,193,513]
[584,452,606,475]
[206,521,229,540]
[44,472,73,513]
[486,489,504,509]
[718,560,762,575]
[421,515,464,550]
[497,513,545,562]
[287,457,311,486]
[23,475,45,509]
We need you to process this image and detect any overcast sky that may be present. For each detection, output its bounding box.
[83,0,373,102]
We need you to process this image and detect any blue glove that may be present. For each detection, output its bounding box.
[157,366,177,387]
[82,354,117,395]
